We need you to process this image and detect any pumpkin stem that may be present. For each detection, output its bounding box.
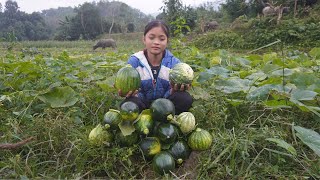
[177,158,183,164]
[143,128,149,135]
[104,124,111,130]
[167,114,180,126]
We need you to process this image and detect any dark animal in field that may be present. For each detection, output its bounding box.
[93,39,116,50]
[204,21,219,32]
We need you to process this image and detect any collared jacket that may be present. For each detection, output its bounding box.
[128,49,181,102]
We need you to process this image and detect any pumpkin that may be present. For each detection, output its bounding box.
[155,123,179,146]
[188,128,213,151]
[150,98,175,122]
[169,112,196,134]
[115,130,139,147]
[134,109,154,135]
[103,109,122,129]
[114,65,141,95]
[152,151,175,175]
[168,140,191,165]
[139,137,161,158]
[169,63,194,85]
[120,101,139,121]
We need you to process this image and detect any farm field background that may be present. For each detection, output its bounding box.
[0,33,320,179]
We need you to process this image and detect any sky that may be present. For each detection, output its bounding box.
[0,0,215,15]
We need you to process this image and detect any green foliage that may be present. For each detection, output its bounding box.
[192,17,320,50]
[1,32,320,179]
[192,30,246,49]
[170,17,191,37]
[0,1,51,41]
[160,0,197,36]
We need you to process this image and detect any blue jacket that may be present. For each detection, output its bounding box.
[128,49,181,102]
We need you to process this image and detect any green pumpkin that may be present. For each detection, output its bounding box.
[134,109,154,135]
[120,101,139,121]
[139,137,161,158]
[103,109,122,129]
[188,128,213,151]
[114,65,141,95]
[152,151,175,175]
[170,112,196,134]
[115,130,139,147]
[150,98,175,122]
[155,123,179,146]
[169,63,194,85]
[168,140,191,165]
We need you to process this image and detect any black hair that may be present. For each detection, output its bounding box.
[143,20,170,38]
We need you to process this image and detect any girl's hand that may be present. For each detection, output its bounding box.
[170,83,191,95]
[118,89,139,98]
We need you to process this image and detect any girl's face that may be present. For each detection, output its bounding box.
[143,26,168,56]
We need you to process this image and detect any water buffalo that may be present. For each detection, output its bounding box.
[204,21,219,32]
[93,39,117,50]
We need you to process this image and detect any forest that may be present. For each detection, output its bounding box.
[0,0,320,179]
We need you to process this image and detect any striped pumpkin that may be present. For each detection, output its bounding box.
[188,128,212,151]
[115,65,141,95]
[175,112,196,134]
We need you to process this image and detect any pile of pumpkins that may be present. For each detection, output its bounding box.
[88,63,213,175]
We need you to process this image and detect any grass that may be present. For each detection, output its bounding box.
[0,33,319,179]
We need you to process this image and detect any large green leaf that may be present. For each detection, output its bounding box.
[291,89,318,101]
[118,121,135,136]
[38,86,79,108]
[245,71,267,82]
[289,73,320,90]
[246,84,276,101]
[197,66,229,83]
[189,86,211,100]
[294,126,320,157]
[271,68,294,77]
[214,78,252,94]
[266,138,297,156]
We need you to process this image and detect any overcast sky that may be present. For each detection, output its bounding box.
[0,0,216,14]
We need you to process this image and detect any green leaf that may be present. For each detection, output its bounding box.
[118,121,135,136]
[189,86,211,100]
[245,71,267,82]
[97,77,116,92]
[214,78,252,94]
[291,89,318,101]
[309,47,320,59]
[289,73,320,90]
[271,68,294,77]
[38,86,79,108]
[197,66,229,83]
[246,84,276,101]
[264,99,292,109]
[294,126,320,157]
[266,138,297,156]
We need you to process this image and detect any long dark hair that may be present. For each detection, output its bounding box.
[143,20,170,38]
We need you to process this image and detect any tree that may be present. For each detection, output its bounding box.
[161,0,195,36]
[221,0,249,22]
[4,0,19,15]
[0,0,50,41]
[74,3,101,39]
[127,22,135,32]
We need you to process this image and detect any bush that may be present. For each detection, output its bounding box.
[192,30,246,50]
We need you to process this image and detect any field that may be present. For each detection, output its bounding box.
[0,33,320,179]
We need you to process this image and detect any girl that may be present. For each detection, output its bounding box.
[118,20,192,114]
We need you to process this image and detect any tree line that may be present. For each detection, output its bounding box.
[0,0,318,41]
